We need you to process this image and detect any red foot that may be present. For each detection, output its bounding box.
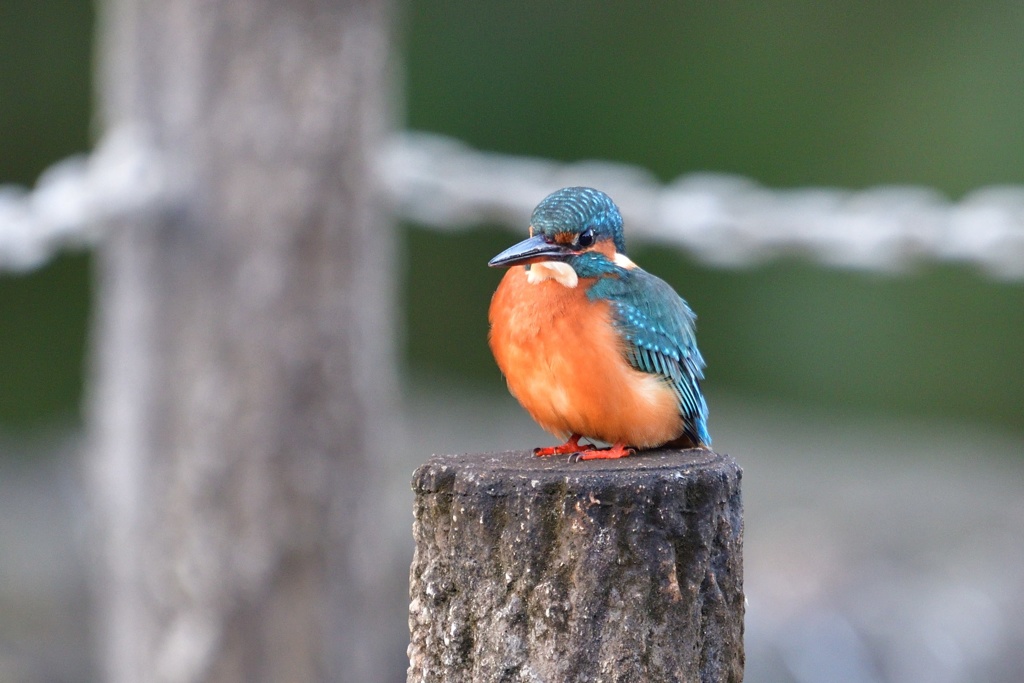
[533,434,584,457]
[573,441,635,461]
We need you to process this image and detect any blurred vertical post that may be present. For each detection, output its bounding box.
[86,1,397,681]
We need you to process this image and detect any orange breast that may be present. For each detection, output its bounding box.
[488,266,683,448]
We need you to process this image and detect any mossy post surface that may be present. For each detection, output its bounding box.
[408,449,744,683]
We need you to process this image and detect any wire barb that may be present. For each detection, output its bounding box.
[0,126,170,271]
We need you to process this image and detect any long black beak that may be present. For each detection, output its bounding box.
[488,235,574,268]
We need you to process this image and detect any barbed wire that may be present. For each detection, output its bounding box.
[381,133,1024,279]
[0,126,169,272]
[3,127,1024,279]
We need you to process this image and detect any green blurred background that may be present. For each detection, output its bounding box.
[2,0,1023,437]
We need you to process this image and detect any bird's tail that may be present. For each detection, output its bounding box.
[664,419,711,450]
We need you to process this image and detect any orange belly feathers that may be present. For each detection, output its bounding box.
[488,265,683,449]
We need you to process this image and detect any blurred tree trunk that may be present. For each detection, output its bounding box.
[86,1,398,681]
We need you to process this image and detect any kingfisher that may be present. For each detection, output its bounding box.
[488,187,711,461]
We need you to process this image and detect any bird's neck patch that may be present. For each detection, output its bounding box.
[526,261,578,288]
[612,252,637,269]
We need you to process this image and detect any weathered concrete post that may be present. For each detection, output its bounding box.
[408,449,744,683]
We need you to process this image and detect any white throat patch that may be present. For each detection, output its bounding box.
[526,261,579,288]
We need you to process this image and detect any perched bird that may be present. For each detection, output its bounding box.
[488,187,711,461]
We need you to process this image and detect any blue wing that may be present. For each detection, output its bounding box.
[588,267,711,447]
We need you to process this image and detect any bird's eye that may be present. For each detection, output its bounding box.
[576,228,595,248]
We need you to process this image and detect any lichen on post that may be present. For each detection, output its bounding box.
[408,449,744,682]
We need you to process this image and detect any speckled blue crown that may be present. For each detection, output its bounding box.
[530,187,626,255]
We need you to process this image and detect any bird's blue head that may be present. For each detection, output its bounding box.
[488,187,627,269]
[530,187,626,255]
